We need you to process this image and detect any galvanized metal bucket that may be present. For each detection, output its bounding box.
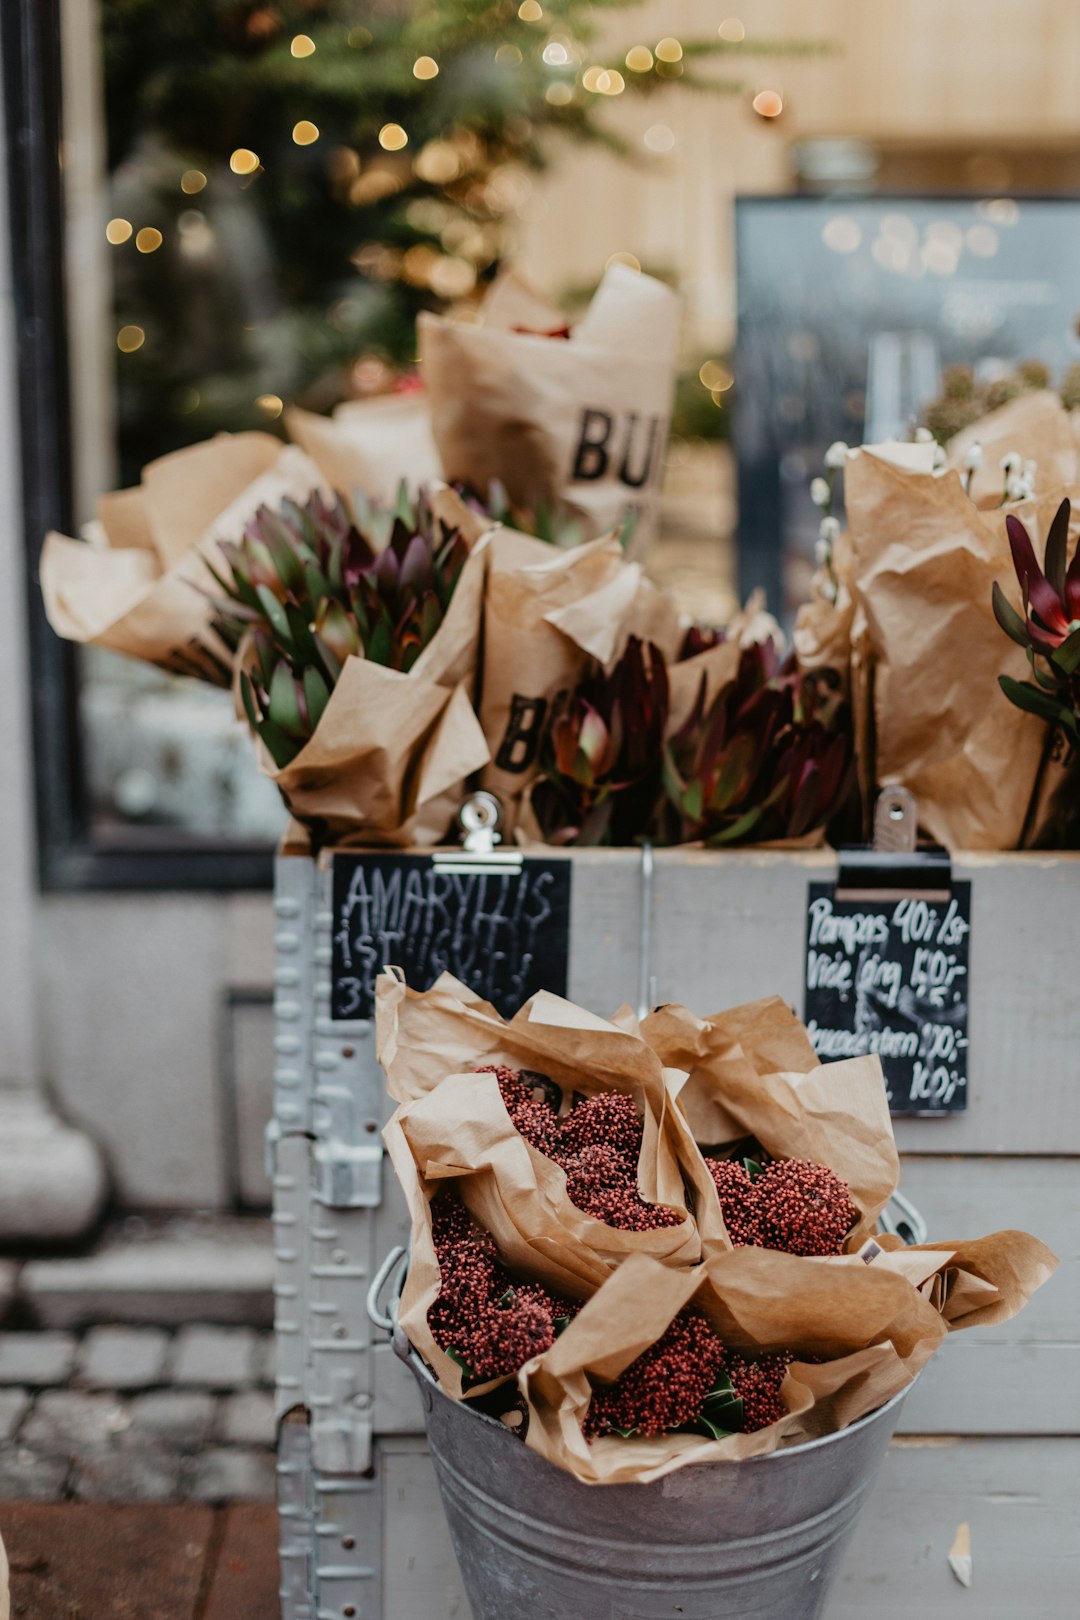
[368,1248,913,1620]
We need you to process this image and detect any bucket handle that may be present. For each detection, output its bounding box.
[879,1191,927,1246]
[367,1244,408,1333]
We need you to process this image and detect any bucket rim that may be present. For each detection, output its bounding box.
[394,1309,917,1467]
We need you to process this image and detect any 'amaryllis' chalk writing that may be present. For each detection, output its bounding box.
[803,881,972,1116]
[331,853,572,1021]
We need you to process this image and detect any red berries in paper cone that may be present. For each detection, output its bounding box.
[704,1152,858,1257]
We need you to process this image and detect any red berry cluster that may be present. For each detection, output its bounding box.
[479,1066,681,1233]
[480,1065,559,1155]
[703,1152,857,1256]
[584,1310,726,1438]
[726,1350,794,1432]
[428,1191,579,1381]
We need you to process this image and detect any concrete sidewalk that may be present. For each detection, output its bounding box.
[2,1501,278,1618]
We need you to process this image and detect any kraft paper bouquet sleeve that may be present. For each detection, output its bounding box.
[286,389,442,504]
[40,432,326,684]
[946,390,1079,509]
[857,1228,1058,1331]
[641,998,898,1250]
[517,1248,947,1484]
[232,484,493,842]
[843,448,1069,849]
[419,262,678,557]
[378,971,722,1255]
[477,525,681,808]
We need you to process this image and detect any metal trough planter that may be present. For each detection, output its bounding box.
[369,1250,913,1620]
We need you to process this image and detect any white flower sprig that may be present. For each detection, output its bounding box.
[1000,450,1036,505]
[809,443,848,603]
[963,441,982,496]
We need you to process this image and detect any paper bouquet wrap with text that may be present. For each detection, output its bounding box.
[419,263,679,557]
[478,525,682,809]
[796,438,1075,848]
[40,432,327,684]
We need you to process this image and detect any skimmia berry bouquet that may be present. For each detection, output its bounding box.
[379,974,1056,1483]
[207,487,469,767]
[429,1201,802,1442]
[993,496,1080,744]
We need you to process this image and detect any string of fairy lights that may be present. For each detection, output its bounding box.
[103,11,781,412]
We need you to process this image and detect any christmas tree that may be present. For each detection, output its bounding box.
[100,1,827,479]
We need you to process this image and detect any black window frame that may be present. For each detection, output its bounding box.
[2,0,273,891]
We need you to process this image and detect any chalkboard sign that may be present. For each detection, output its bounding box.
[330,853,572,1022]
[803,880,972,1115]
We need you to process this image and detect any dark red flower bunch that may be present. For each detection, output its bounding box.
[428,1192,579,1382]
[704,1152,857,1256]
[530,636,670,846]
[993,496,1080,745]
[661,643,856,847]
[479,1065,560,1156]
[726,1351,794,1432]
[480,1066,682,1232]
[585,1310,726,1437]
[585,1310,800,1439]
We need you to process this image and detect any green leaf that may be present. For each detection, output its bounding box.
[497,1288,517,1308]
[394,479,414,528]
[256,717,298,769]
[694,1413,738,1442]
[446,1347,475,1377]
[1050,626,1080,676]
[743,1157,764,1180]
[255,584,293,650]
[268,664,306,738]
[998,674,1066,726]
[681,778,704,823]
[1044,497,1071,603]
[367,618,393,666]
[553,1316,572,1337]
[239,671,259,731]
[302,666,330,733]
[706,803,765,847]
[609,1426,639,1439]
[991,580,1030,648]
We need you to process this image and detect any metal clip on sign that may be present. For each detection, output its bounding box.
[836,787,952,901]
[432,790,524,876]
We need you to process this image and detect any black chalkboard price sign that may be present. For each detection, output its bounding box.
[803,880,972,1115]
[330,852,572,1022]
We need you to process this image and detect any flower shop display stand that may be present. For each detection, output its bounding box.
[270,846,1080,1620]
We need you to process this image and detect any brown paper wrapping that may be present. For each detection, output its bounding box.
[477,526,681,809]
[285,392,443,503]
[844,448,1059,849]
[419,263,678,557]
[641,999,898,1249]
[41,434,328,685]
[256,497,493,838]
[668,590,786,735]
[518,1248,947,1484]
[381,975,726,1395]
[946,390,1079,509]
[859,1229,1058,1331]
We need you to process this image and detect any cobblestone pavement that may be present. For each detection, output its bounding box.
[0,1325,276,1503]
[0,1216,277,1504]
